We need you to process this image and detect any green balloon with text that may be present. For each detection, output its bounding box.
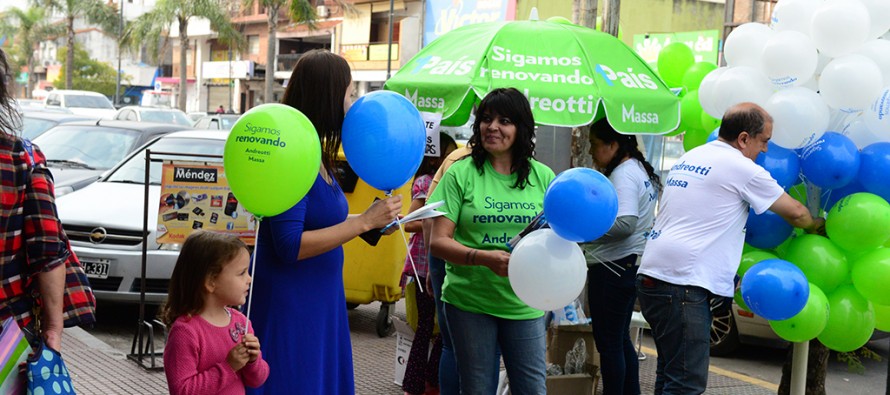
[223,103,321,218]
[826,193,890,252]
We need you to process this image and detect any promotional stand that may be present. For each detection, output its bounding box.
[127,150,225,370]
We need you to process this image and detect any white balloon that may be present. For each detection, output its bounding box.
[840,113,885,148]
[698,67,729,118]
[508,229,587,312]
[712,66,775,116]
[857,0,890,38]
[854,39,890,86]
[815,51,833,76]
[766,87,830,149]
[724,23,774,68]
[771,0,821,34]
[819,54,883,112]
[863,86,890,137]
[761,30,818,88]
[811,0,871,57]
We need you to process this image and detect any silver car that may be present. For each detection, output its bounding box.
[55,130,229,303]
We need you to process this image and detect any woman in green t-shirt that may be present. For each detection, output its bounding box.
[429,87,555,394]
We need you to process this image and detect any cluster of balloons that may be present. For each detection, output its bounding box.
[223,92,427,218]
[509,168,619,311]
[736,191,890,352]
[656,0,890,153]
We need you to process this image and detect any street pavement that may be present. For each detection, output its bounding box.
[62,301,778,394]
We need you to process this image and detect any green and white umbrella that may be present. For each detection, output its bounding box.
[384,16,680,134]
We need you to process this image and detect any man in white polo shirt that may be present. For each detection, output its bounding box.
[637,102,824,395]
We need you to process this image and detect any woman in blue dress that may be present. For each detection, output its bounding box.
[247,49,403,395]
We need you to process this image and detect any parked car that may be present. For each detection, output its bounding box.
[192,114,240,130]
[43,89,117,118]
[55,130,229,303]
[19,111,99,140]
[32,120,189,196]
[112,106,192,127]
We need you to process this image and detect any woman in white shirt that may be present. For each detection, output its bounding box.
[583,118,660,395]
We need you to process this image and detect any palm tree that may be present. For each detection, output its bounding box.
[126,0,242,111]
[241,0,352,105]
[37,0,120,90]
[0,7,64,98]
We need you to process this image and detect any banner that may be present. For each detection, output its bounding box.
[424,0,516,46]
[422,111,443,157]
[633,30,720,68]
[157,161,256,245]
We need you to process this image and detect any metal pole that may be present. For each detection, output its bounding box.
[385,0,395,79]
[791,342,809,395]
[114,0,124,105]
[228,47,233,112]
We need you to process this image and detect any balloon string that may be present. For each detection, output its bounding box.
[386,189,424,294]
[246,219,260,321]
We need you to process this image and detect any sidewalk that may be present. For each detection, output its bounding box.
[64,302,778,394]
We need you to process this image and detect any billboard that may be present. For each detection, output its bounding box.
[632,30,721,68]
[424,0,516,46]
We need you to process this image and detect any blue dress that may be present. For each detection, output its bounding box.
[247,174,354,395]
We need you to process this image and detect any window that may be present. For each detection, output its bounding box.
[248,35,260,55]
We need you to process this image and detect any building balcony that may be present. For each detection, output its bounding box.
[276,53,302,76]
[340,43,400,64]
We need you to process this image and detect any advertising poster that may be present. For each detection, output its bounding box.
[424,0,516,46]
[157,161,256,245]
[422,111,443,157]
[633,30,720,68]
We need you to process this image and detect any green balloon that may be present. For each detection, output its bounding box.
[657,43,695,88]
[739,250,779,276]
[788,183,807,207]
[223,103,321,218]
[875,303,890,332]
[680,91,704,132]
[817,285,875,352]
[783,234,849,294]
[700,111,721,134]
[770,283,829,342]
[826,192,890,252]
[682,127,709,152]
[851,248,890,305]
[682,62,718,92]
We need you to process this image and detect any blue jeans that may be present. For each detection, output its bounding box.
[428,255,459,395]
[445,303,546,395]
[636,274,712,395]
[588,256,641,395]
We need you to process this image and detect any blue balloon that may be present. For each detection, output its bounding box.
[799,132,860,190]
[755,141,801,190]
[741,258,810,321]
[821,178,865,212]
[858,142,890,202]
[342,91,426,191]
[706,127,719,143]
[543,168,619,242]
[745,208,793,249]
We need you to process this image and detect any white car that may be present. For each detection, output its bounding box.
[56,130,229,303]
[43,89,117,118]
[112,106,193,127]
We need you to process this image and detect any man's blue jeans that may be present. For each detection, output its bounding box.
[428,255,459,395]
[445,303,546,395]
[636,274,712,395]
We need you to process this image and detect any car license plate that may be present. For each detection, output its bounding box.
[82,259,110,279]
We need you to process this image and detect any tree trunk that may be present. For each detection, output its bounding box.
[66,15,75,89]
[26,55,34,99]
[265,5,279,105]
[778,340,830,395]
[571,0,580,24]
[582,0,596,31]
[603,0,621,38]
[178,18,189,111]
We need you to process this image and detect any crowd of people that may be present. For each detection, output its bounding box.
[0,41,825,395]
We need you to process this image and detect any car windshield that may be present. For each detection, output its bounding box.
[106,136,226,185]
[65,95,114,109]
[34,126,140,169]
[141,110,193,126]
[219,116,238,130]
[21,117,58,140]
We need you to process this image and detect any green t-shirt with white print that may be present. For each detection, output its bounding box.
[428,156,555,320]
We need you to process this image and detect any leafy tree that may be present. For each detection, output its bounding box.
[0,7,64,98]
[125,0,241,111]
[36,0,120,90]
[241,0,352,105]
[53,45,129,97]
